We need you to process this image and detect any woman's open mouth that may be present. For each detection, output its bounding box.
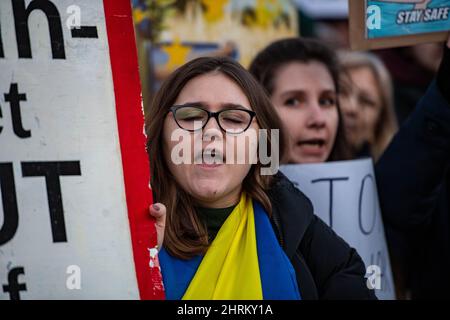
[296,139,327,156]
[195,148,225,168]
[297,139,326,147]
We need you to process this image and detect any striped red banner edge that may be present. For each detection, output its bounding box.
[103,0,165,300]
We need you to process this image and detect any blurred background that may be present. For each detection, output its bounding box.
[131,1,448,300]
[131,0,444,125]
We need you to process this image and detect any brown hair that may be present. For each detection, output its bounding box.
[249,37,351,162]
[145,56,284,259]
[339,51,398,161]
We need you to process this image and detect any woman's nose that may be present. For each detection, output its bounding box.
[202,116,223,141]
[344,95,359,116]
[306,103,327,129]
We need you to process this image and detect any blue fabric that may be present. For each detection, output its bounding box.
[158,249,202,300]
[253,201,301,300]
[158,201,301,300]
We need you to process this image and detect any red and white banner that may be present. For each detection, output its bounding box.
[0,0,164,299]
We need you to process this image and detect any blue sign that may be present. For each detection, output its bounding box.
[366,0,450,39]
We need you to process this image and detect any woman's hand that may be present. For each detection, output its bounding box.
[149,203,166,249]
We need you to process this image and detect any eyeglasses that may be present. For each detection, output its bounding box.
[169,105,256,134]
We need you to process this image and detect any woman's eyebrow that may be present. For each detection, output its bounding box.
[175,101,208,108]
[320,89,337,96]
[280,89,306,98]
[359,91,377,103]
[220,103,250,110]
[176,101,251,110]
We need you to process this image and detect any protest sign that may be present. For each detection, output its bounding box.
[0,0,163,299]
[350,0,450,50]
[281,159,396,300]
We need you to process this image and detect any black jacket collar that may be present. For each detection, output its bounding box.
[268,172,314,258]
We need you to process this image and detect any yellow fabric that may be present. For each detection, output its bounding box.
[182,192,263,300]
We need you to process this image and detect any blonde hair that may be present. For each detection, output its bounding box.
[339,51,398,161]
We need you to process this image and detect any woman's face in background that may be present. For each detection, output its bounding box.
[339,72,366,150]
[340,66,382,149]
[270,61,339,164]
[162,72,259,208]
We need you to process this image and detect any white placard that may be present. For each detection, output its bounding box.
[281,158,396,300]
[0,0,141,299]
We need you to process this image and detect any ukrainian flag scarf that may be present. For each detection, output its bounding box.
[159,192,301,300]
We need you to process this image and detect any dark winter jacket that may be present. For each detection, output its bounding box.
[268,172,377,300]
[375,45,450,299]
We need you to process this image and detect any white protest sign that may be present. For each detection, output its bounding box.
[281,158,396,300]
[0,0,162,299]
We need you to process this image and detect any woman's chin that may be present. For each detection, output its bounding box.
[190,183,224,200]
[189,179,240,206]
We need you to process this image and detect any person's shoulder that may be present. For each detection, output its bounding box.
[268,171,314,216]
[268,171,315,256]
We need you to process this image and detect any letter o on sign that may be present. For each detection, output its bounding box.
[358,174,376,235]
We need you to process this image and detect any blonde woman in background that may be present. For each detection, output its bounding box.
[338,51,398,162]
